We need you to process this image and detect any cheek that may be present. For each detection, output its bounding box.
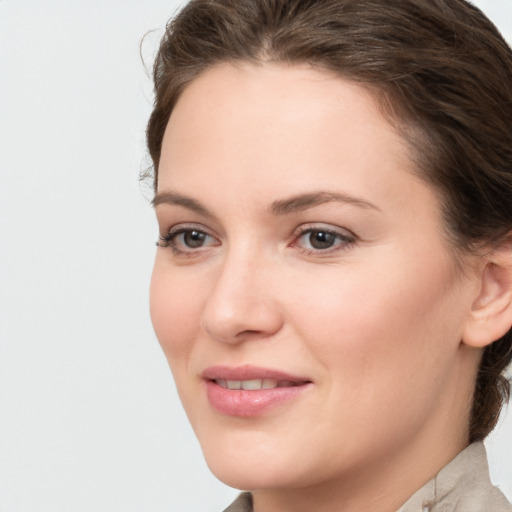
[288,251,462,397]
[149,260,204,364]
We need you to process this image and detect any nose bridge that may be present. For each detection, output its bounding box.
[213,243,258,305]
[200,240,282,343]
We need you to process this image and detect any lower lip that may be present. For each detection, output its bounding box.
[205,380,311,417]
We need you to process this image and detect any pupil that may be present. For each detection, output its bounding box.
[184,230,205,248]
[309,231,335,249]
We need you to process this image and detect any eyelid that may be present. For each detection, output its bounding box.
[291,222,356,240]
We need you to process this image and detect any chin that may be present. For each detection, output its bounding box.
[197,428,308,491]
[205,455,300,491]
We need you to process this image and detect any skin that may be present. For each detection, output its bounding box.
[150,62,487,512]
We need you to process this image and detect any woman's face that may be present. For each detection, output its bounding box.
[150,63,480,496]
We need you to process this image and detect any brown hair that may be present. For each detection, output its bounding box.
[146,0,512,442]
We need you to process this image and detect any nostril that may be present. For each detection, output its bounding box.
[235,329,269,339]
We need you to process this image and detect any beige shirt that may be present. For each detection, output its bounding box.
[223,443,511,512]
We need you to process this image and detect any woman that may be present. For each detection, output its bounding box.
[146,0,512,510]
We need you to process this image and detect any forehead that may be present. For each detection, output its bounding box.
[160,62,416,194]
[165,62,396,146]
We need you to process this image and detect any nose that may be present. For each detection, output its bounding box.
[200,249,284,344]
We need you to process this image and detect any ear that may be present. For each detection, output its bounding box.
[462,248,512,348]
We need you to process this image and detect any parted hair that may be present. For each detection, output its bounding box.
[146,0,512,442]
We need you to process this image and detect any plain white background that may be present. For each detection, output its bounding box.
[0,1,511,511]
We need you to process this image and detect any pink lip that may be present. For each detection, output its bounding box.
[202,365,312,417]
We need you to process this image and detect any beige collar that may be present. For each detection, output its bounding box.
[398,442,510,512]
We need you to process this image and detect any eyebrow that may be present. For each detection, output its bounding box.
[152,190,380,216]
[152,191,215,218]
[269,191,380,215]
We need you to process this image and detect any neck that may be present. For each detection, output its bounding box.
[252,414,469,512]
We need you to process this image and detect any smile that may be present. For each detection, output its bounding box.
[202,366,312,417]
[214,378,306,390]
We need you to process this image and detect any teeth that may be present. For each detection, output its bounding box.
[215,378,280,390]
[226,380,242,390]
[262,378,278,389]
[241,379,263,390]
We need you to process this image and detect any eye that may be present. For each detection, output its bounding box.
[158,226,219,254]
[177,230,209,248]
[293,226,356,254]
[303,230,337,250]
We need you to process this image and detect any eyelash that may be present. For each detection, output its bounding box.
[157,224,357,257]
[157,225,219,256]
[291,226,356,256]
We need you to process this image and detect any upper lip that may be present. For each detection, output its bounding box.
[201,365,311,383]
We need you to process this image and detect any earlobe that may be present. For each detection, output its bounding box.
[462,254,512,348]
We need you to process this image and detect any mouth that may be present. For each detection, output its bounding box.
[213,378,308,390]
[202,365,312,417]
[202,364,312,387]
